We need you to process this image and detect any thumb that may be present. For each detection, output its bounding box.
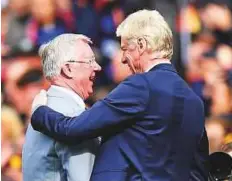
[40,89,47,96]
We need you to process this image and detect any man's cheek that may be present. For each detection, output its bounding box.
[124,52,133,62]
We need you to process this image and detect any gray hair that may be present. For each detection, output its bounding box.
[39,33,92,79]
[116,9,173,59]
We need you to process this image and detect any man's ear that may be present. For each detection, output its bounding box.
[61,64,73,78]
[137,37,147,55]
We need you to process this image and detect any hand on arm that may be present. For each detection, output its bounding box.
[31,75,150,143]
[31,89,48,114]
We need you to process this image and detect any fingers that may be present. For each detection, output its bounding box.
[40,89,47,95]
[31,89,48,115]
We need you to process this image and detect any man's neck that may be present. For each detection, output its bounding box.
[144,58,171,72]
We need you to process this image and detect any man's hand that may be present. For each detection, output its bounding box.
[31,90,47,114]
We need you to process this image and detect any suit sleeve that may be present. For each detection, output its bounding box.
[31,74,150,143]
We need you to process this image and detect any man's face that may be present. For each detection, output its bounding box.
[120,37,143,74]
[68,42,101,99]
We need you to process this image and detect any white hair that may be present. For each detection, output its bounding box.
[116,9,173,59]
[39,33,92,79]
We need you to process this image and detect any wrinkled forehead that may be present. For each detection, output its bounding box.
[120,37,130,47]
[120,37,137,50]
[76,41,95,58]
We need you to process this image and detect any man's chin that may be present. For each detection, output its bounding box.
[128,65,136,74]
[130,68,136,74]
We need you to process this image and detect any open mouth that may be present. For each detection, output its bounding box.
[89,75,96,82]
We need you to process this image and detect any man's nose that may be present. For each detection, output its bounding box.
[94,62,102,71]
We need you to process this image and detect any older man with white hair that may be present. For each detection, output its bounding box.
[22,34,101,181]
[31,10,209,181]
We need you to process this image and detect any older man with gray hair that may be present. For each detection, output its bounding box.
[22,34,101,181]
[31,10,209,181]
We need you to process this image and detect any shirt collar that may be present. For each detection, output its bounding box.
[145,61,171,72]
[50,85,85,108]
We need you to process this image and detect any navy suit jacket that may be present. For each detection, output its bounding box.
[32,64,209,181]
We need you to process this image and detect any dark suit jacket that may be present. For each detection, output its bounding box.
[32,63,209,181]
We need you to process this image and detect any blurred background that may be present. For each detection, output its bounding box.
[1,0,232,180]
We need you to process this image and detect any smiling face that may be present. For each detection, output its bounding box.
[120,37,145,74]
[63,41,101,100]
[116,10,173,72]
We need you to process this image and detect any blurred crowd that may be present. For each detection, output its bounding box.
[182,0,232,157]
[1,0,232,180]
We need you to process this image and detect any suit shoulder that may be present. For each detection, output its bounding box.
[124,73,148,86]
[120,74,150,94]
[47,96,83,116]
[106,74,150,101]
